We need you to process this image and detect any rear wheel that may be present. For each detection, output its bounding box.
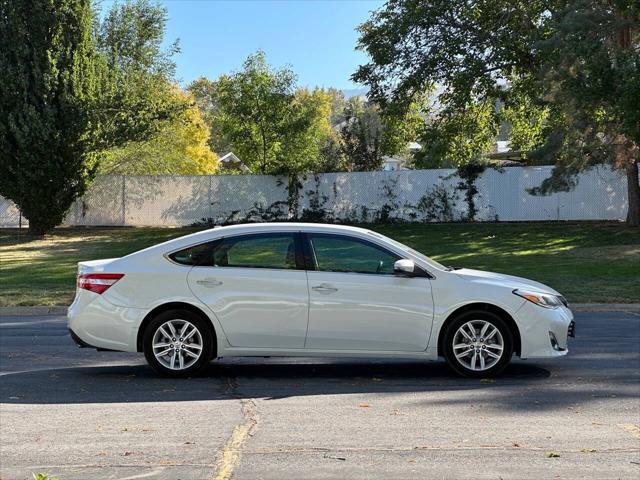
[443,311,513,378]
[143,309,213,377]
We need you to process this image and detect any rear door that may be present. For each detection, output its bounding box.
[304,233,433,352]
[187,232,309,349]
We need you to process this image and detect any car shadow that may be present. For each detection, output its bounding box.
[3,357,637,412]
[1,358,553,404]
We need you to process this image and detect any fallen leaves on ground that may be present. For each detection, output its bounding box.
[621,424,640,438]
[323,454,346,461]
[390,409,408,416]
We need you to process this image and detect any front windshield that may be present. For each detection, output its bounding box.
[366,230,447,271]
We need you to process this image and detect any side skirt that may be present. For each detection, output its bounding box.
[218,346,439,361]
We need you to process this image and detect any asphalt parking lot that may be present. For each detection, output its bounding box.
[1,310,639,480]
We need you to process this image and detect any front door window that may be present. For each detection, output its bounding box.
[308,234,400,275]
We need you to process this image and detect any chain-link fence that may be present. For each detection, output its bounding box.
[0,166,629,227]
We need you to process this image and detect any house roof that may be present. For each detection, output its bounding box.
[218,152,251,172]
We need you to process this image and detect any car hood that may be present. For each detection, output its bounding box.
[453,268,560,296]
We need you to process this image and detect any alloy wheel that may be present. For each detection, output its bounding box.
[151,319,204,370]
[452,319,504,371]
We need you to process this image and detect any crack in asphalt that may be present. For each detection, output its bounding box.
[211,375,258,480]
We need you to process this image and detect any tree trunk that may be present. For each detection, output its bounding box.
[27,223,48,236]
[25,212,55,236]
[626,159,640,227]
[287,174,300,220]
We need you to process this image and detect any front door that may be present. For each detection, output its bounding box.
[187,232,309,349]
[304,233,434,352]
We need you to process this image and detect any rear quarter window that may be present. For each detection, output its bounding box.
[168,242,216,266]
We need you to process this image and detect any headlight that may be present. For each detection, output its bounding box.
[513,289,563,309]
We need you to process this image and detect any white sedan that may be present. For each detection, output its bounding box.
[68,223,575,377]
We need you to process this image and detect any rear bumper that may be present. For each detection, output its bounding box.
[515,302,574,359]
[67,291,147,352]
[68,328,121,351]
[69,328,94,348]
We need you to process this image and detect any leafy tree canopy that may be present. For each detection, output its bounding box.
[99,90,218,175]
[0,0,186,234]
[93,0,186,151]
[187,77,234,155]
[205,51,335,175]
[0,0,100,235]
[354,0,640,225]
[340,96,426,171]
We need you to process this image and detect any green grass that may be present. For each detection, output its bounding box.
[1,222,638,306]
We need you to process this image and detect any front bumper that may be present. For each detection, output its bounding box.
[568,320,576,338]
[515,302,574,359]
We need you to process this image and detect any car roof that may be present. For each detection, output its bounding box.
[128,223,377,259]
[189,222,376,243]
[207,222,371,235]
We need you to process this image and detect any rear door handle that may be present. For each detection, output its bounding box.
[196,278,223,287]
[312,285,338,293]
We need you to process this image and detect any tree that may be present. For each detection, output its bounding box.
[326,87,348,125]
[339,98,385,171]
[414,99,499,168]
[99,90,218,175]
[339,97,424,171]
[0,0,184,234]
[354,0,640,226]
[0,0,99,235]
[187,77,233,155]
[315,88,349,172]
[94,0,186,152]
[190,76,345,173]
[283,88,336,174]
[212,52,333,176]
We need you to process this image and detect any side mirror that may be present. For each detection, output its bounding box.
[394,259,415,275]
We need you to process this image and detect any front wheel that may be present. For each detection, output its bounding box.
[143,309,213,377]
[443,311,514,378]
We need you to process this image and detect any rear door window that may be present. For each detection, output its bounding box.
[213,234,298,270]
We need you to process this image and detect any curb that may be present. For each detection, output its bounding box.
[1,303,639,317]
[0,306,68,317]
[570,303,640,313]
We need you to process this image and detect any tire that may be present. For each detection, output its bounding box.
[443,310,514,378]
[143,309,214,378]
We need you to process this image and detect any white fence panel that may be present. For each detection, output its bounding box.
[65,175,125,226]
[0,166,630,227]
[0,196,22,227]
[210,174,289,223]
[299,169,468,221]
[484,167,560,221]
[123,176,210,226]
[555,166,627,220]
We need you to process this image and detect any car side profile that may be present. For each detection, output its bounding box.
[68,223,575,377]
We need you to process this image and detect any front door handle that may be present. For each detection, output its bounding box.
[196,278,223,287]
[312,285,338,293]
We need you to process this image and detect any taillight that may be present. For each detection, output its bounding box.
[77,273,124,294]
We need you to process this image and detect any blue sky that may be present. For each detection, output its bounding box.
[103,0,384,89]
